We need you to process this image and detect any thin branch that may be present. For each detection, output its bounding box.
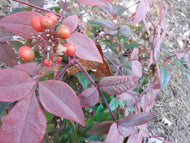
[93,16,134,42]
[74,58,117,122]
[13,0,60,17]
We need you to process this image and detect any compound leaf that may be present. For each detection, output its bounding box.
[99,75,139,95]
[0,11,42,39]
[132,0,149,25]
[39,80,85,126]
[78,87,99,108]
[0,28,14,42]
[67,32,103,63]
[0,93,46,143]
[14,62,40,77]
[118,112,158,128]
[132,60,142,77]
[62,15,78,33]
[0,42,17,66]
[105,122,123,143]
[0,68,36,102]
[87,121,113,135]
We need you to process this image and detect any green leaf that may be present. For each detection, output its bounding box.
[85,116,95,126]
[104,98,118,112]
[104,98,125,112]
[124,44,140,49]
[0,102,10,116]
[139,76,149,85]
[160,66,171,90]
[127,106,135,111]
[87,135,102,141]
[118,35,129,44]
[114,5,125,15]
[96,104,105,122]
[76,72,90,89]
[118,99,125,108]
[46,124,54,131]
[59,135,68,143]
[46,111,54,122]
[90,19,115,29]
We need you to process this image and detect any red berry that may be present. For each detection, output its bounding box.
[40,16,55,29]
[18,46,35,61]
[45,12,57,24]
[56,25,71,39]
[56,57,63,63]
[65,43,76,56]
[44,58,53,66]
[31,16,44,32]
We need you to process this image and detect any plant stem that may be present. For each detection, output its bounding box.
[59,0,67,21]
[98,89,118,122]
[93,16,134,42]
[74,58,117,122]
[55,63,70,80]
[13,0,60,17]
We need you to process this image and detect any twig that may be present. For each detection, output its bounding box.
[74,58,118,122]
[13,0,60,17]
[93,16,134,42]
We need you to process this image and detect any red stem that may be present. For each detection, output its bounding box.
[13,0,60,17]
[74,58,117,122]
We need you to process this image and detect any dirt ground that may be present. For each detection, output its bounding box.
[0,0,189,143]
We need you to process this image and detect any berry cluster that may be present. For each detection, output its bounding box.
[18,12,76,67]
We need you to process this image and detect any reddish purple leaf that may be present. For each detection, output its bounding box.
[0,42,17,66]
[39,80,85,126]
[0,93,46,143]
[99,75,139,95]
[154,21,166,61]
[118,125,135,137]
[105,122,123,143]
[77,0,108,6]
[139,127,149,138]
[132,60,142,77]
[14,62,53,77]
[0,28,14,42]
[132,0,149,25]
[130,48,139,60]
[119,91,136,107]
[62,15,78,33]
[87,121,113,135]
[0,68,36,102]
[67,32,103,63]
[154,26,162,61]
[14,62,40,77]
[140,93,156,112]
[143,19,150,37]
[118,112,158,128]
[78,87,99,108]
[157,0,163,20]
[0,11,42,39]
[127,133,142,143]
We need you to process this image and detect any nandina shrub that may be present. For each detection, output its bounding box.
[0,0,189,143]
